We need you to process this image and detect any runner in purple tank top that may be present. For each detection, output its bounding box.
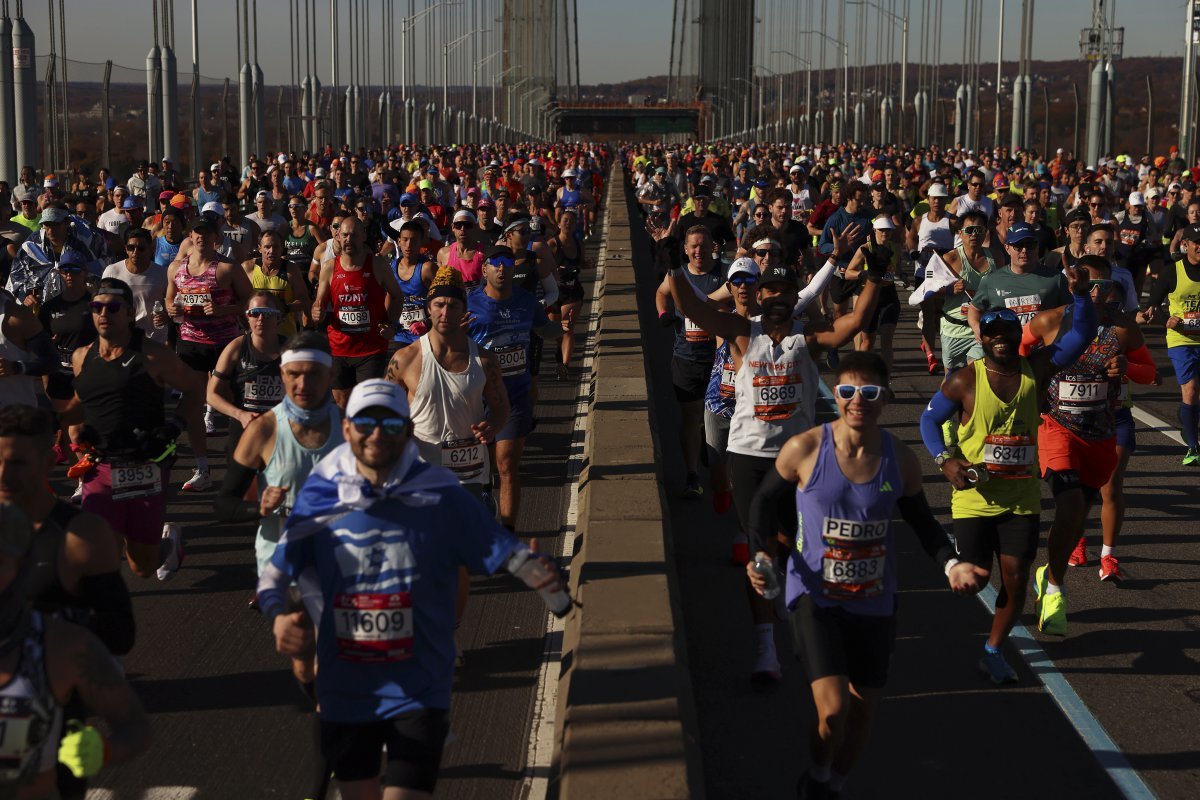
[746,352,988,798]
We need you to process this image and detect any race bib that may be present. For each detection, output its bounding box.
[441,436,485,480]
[752,374,801,421]
[0,698,36,781]
[495,344,528,377]
[178,291,210,314]
[337,305,369,331]
[1058,377,1108,413]
[1180,311,1200,330]
[244,374,284,408]
[820,517,888,601]
[398,306,428,327]
[111,461,161,500]
[981,433,1034,478]
[719,361,737,398]
[1003,295,1041,324]
[333,592,414,663]
[683,316,709,343]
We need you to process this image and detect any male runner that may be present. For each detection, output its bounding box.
[747,352,987,799]
[102,228,169,345]
[967,222,1070,339]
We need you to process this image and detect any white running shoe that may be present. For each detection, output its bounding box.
[156,523,184,581]
[751,637,782,685]
[70,479,84,504]
[181,468,212,492]
[204,410,216,435]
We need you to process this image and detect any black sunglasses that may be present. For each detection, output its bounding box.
[349,415,409,436]
[90,300,124,315]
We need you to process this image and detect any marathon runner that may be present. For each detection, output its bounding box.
[907,183,956,373]
[547,207,587,381]
[746,352,986,799]
[256,379,564,800]
[68,277,203,580]
[389,220,436,352]
[967,222,1071,341]
[102,228,170,345]
[243,229,311,337]
[0,287,58,409]
[844,217,901,371]
[504,214,560,401]
[207,292,287,456]
[436,209,485,290]
[0,502,150,798]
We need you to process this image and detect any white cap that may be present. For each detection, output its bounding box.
[452,209,477,224]
[277,152,288,164]
[727,257,761,280]
[315,167,328,177]
[209,162,221,172]
[789,164,803,173]
[927,183,949,198]
[1169,181,1183,191]
[201,201,225,216]
[1146,186,1162,199]
[562,168,578,178]
[872,216,895,230]
[1128,191,1145,206]
[1056,148,1064,154]
[255,190,270,200]
[346,379,412,420]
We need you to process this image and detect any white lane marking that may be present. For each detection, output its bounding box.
[975,586,1159,800]
[521,195,609,799]
[1129,404,1186,447]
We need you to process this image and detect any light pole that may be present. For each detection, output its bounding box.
[400,0,461,116]
[772,49,812,136]
[473,48,505,119]
[754,64,783,138]
[519,86,539,136]
[797,30,849,129]
[846,0,908,142]
[508,76,532,130]
[732,77,756,138]
[443,29,489,117]
[494,64,520,123]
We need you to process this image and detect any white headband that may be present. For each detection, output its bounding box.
[751,238,780,251]
[281,349,334,367]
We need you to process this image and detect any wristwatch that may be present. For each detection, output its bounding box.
[933,450,954,468]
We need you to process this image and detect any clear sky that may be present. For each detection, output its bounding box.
[7,0,1191,86]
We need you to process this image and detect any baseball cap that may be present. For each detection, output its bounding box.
[200,201,224,217]
[40,207,68,224]
[56,250,89,271]
[452,209,477,224]
[0,502,34,559]
[170,193,193,209]
[1181,223,1200,243]
[122,197,143,211]
[43,175,58,188]
[562,168,578,178]
[13,186,33,202]
[726,257,760,281]
[758,264,799,288]
[315,167,328,177]
[209,162,221,173]
[158,190,175,201]
[188,215,218,234]
[654,167,667,174]
[417,179,434,190]
[346,378,411,420]
[255,190,269,201]
[927,183,949,198]
[399,193,418,207]
[872,216,895,230]
[1064,207,1092,226]
[1128,191,1145,206]
[789,164,803,174]
[1006,222,1038,244]
[1146,186,1163,199]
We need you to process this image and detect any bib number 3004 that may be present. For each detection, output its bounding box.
[333,592,414,663]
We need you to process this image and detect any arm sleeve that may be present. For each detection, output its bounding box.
[794,257,839,315]
[919,390,958,458]
[1048,293,1098,369]
[896,492,958,567]
[1019,323,1041,357]
[215,460,261,524]
[1144,265,1176,309]
[747,466,797,557]
[15,331,59,377]
[77,571,136,656]
[1124,343,1158,385]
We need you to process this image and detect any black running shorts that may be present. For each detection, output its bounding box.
[320,709,450,792]
[789,593,896,689]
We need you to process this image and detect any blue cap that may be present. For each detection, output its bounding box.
[399,193,418,206]
[121,197,141,210]
[1006,222,1038,245]
[57,250,88,269]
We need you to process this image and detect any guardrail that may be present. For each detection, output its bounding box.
[552,163,704,799]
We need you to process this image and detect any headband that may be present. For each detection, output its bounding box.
[281,349,334,367]
[751,238,780,251]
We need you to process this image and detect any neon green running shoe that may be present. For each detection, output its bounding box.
[1183,448,1200,466]
[1033,565,1068,636]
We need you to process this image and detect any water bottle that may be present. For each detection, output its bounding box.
[152,300,165,328]
[506,543,571,617]
[751,554,781,600]
[966,465,990,484]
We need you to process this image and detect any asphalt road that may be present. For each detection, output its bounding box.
[70,236,601,800]
[625,196,1200,799]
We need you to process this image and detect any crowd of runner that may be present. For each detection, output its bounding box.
[0,128,1193,797]
[627,139,1194,798]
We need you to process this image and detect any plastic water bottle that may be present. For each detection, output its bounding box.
[751,555,781,600]
[506,544,571,617]
[152,300,165,328]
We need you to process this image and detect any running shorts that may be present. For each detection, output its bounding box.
[951,512,1040,565]
[671,356,711,404]
[497,390,534,442]
[727,451,797,537]
[1114,406,1136,452]
[941,335,983,372]
[176,339,224,374]
[789,593,897,689]
[320,709,450,793]
[703,408,731,467]
[332,352,388,390]
[865,300,900,334]
[1038,415,1118,491]
[1167,345,1200,386]
[80,461,171,545]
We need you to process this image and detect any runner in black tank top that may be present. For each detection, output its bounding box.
[74,328,167,459]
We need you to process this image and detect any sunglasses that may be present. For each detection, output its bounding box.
[753,248,779,257]
[1007,240,1037,250]
[962,225,985,236]
[979,308,1020,329]
[753,212,768,218]
[486,256,515,270]
[349,415,409,436]
[969,183,985,188]
[246,307,282,318]
[834,384,886,401]
[507,227,530,237]
[288,204,304,209]
[1088,202,1103,207]
[90,300,125,315]
[1088,279,1114,293]
[453,221,474,230]
[729,275,758,287]
[57,266,84,275]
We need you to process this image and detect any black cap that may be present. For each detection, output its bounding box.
[758,264,799,288]
[188,215,217,234]
[870,181,886,191]
[999,192,1023,208]
[694,185,713,198]
[1064,207,1091,226]
[1181,224,1200,244]
[485,244,516,262]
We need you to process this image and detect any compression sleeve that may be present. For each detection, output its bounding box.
[77,571,136,656]
[1125,344,1158,385]
[747,465,796,557]
[539,273,559,308]
[1049,293,1097,369]
[215,460,261,524]
[896,492,958,567]
[1019,323,1041,357]
[15,330,58,377]
[919,390,958,458]
[794,257,839,315]
[1144,264,1176,309]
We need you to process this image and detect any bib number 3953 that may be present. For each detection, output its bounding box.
[111,462,161,500]
[333,592,414,663]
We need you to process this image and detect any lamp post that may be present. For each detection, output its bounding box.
[443,28,489,117]
[508,76,532,130]
[494,64,521,124]
[400,0,461,117]
[754,64,783,138]
[797,29,849,132]
[846,0,908,141]
[732,77,756,138]
[772,49,812,136]
[473,48,505,119]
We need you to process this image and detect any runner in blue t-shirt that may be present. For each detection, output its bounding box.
[467,245,551,532]
[257,379,564,800]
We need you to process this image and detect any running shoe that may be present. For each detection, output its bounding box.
[69,480,83,505]
[712,490,732,515]
[1033,564,1068,636]
[1183,448,1200,466]
[751,638,782,686]
[1099,554,1125,582]
[204,410,216,435]
[181,467,212,492]
[1067,537,1089,567]
[926,350,941,374]
[555,362,570,382]
[156,523,184,581]
[683,473,704,498]
[52,443,70,465]
[978,648,1019,684]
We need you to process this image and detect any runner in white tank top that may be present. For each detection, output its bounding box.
[410,335,492,486]
[726,318,819,457]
